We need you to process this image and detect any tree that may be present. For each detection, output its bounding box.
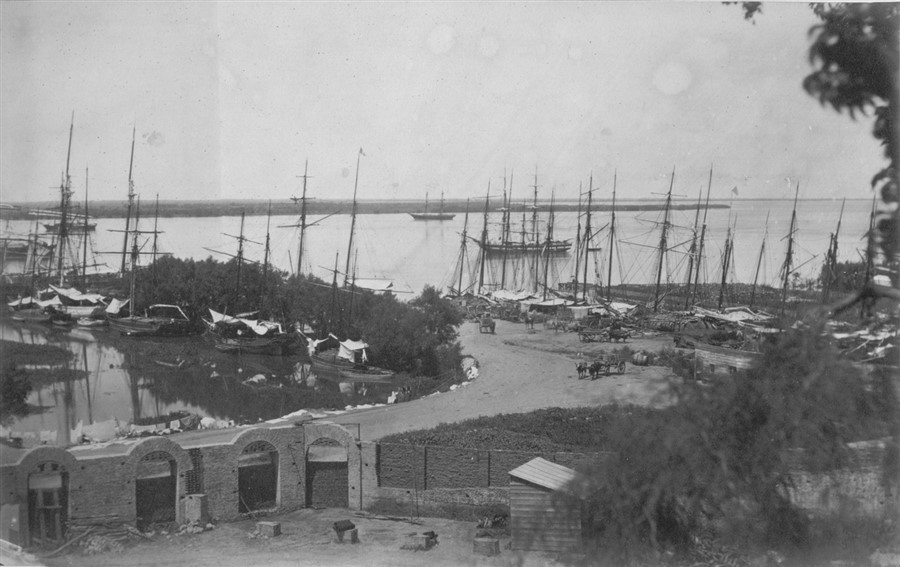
[739,3,899,283]
[803,4,899,277]
[577,320,897,560]
[0,363,32,423]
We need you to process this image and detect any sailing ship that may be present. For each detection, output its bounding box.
[203,209,300,355]
[105,144,194,337]
[108,303,193,336]
[305,334,395,382]
[0,235,53,279]
[205,309,299,355]
[303,148,396,380]
[467,169,571,296]
[409,192,455,221]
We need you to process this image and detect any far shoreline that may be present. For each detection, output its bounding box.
[0,198,733,220]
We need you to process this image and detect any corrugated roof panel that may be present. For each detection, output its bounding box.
[508,457,577,492]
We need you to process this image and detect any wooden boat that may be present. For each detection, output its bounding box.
[306,335,395,382]
[409,192,455,221]
[42,221,96,233]
[204,309,300,355]
[108,304,194,337]
[76,316,108,328]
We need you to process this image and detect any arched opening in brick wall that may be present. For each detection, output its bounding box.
[238,440,279,513]
[27,461,68,547]
[135,451,177,530]
[306,438,348,508]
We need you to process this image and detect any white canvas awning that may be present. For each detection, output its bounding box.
[105,298,130,315]
[338,339,369,362]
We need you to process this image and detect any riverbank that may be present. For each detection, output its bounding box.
[328,318,676,441]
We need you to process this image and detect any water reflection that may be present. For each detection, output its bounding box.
[1,319,394,444]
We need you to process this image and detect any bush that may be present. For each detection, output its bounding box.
[0,363,32,423]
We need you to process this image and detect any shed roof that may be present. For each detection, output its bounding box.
[508,457,577,492]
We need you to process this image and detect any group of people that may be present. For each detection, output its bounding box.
[388,386,413,404]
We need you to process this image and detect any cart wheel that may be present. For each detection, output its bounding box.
[618,361,626,374]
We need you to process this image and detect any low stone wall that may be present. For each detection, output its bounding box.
[367,486,510,521]
[787,439,899,520]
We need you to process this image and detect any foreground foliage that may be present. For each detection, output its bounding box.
[385,323,898,557]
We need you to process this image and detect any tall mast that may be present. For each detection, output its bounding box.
[82,168,89,288]
[653,167,675,312]
[541,190,556,300]
[57,113,75,286]
[717,218,735,309]
[582,174,593,302]
[780,182,800,317]
[424,192,429,215]
[500,170,513,289]
[573,182,583,303]
[861,192,878,318]
[129,197,141,316]
[690,167,713,306]
[121,126,136,274]
[262,200,272,300]
[477,182,491,294]
[750,212,769,308]
[235,212,246,310]
[344,148,363,286]
[530,167,540,292]
[821,198,845,304]
[455,199,470,294]
[297,160,310,276]
[606,171,618,302]
[151,194,160,282]
[683,189,702,309]
[329,251,339,334]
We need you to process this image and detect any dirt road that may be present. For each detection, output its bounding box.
[331,319,676,440]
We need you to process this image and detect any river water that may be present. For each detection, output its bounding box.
[2,198,873,294]
[0,198,872,440]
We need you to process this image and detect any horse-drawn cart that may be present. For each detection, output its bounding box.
[579,329,608,342]
[478,314,496,334]
[579,328,631,343]
[588,353,626,378]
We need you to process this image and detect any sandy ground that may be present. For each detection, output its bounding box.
[33,320,679,567]
[330,319,678,441]
[41,508,578,567]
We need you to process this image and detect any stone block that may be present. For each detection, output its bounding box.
[256,521,281,537]
[183,494,209,524]
[473,537,500,556]
[334,527,358,544]
[401,533,436,551]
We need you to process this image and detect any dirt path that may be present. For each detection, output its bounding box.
[330,319,677,441]
[43,508,572,567]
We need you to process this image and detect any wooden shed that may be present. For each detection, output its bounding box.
[508,457,584,553]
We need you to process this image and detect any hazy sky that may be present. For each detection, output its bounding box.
[0,2,885,204]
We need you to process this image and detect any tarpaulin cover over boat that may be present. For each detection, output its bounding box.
[8,296,63,308]
[337,338,369,363]
[47,285,106,304]
[105,298,130,315]
[207,309,283,335]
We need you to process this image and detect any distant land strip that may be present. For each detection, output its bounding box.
[0,199,730,220]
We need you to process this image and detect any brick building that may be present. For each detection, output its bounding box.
[0,422,360,547]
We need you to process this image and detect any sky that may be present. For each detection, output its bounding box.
[0,1,886,205]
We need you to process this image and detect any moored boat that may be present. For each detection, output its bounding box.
[409,191,455,221]
[306,334,395,382]
[108,304,194,337]
[204,309,300,355]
